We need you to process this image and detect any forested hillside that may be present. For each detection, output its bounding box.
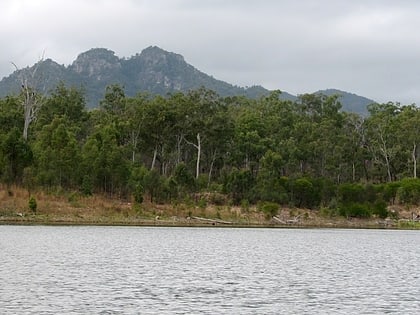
[1,83,420,219]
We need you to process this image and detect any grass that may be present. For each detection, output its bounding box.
[1,185,419,229]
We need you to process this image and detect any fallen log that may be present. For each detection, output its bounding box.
[191,216,233,225]
[272,216,286,224]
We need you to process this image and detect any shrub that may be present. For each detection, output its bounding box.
[372,200,388,219]
[259,201,279,219]
[339,202,371,218]
[28,196,37,213]
[81,175,93,196]
[382,182,400,204]
[397,178,420,205]
[291,178,315,208]
[338,183,365,204]
[133,184,144,204]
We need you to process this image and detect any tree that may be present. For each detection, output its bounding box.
[395,105,420,178]
[0,128,32,185]
[36,83,88,133]
[81,124,130,196]
[365,103,401,182]
[33,117,81,188]
[12,58,45,140]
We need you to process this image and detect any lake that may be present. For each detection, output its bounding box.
[0,226,419,314]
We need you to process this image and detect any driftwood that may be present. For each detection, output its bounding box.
[273,214,301,224]
[272,216,286,224]
[191,216,233,225]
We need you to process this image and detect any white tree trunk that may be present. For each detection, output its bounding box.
[12,58,44,141]
[183,133,202,179]
[196,133,201,179]
[208,149,217,187]
[413,143,417,178]
[151,146,158,170]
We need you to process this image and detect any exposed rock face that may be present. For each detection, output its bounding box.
[71,48,122,80]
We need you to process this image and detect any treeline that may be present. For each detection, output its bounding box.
[1,83,420,218]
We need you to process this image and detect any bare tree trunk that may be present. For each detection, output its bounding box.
[378,129,392,182]
[208,149,217,188]
[12,57,45,141]
[196,133,201,179]
[176,134,183,165]
[130,127,141,164]
[352,162,356,182]
[183,133,201,179]
[413,143,417,178]
[151,146,158,170]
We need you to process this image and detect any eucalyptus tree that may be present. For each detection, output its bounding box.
[395,105,420,178]
[365,102,401,182]
[293,93,344,178]
[81,124,130,196]
[0,127,32,185]
[182,87,229,179]
[35,83,88,140]
[123,93,150,164]
[339,112,367,182]
[33,117,80,188]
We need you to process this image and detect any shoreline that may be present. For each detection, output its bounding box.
[1,214,417,230]
[2,186,419,230]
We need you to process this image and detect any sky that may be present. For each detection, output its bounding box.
[1,0,420,104]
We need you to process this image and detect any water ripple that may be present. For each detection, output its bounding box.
[1,226,419,314]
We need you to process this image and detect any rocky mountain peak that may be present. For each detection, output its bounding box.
[138,46,185,66]
[71,48,121,77]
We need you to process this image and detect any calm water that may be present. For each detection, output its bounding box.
[0,226,419,314]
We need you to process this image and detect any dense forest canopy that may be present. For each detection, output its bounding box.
[1,83,420,218]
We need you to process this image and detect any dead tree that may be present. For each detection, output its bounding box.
[12,57,45,140]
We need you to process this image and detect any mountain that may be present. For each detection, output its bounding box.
[0,46,374,113]
[314,89,375,116]
[0,47,277,107]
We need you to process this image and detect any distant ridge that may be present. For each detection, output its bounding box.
[0,46,375,113]
[315,88,375,116]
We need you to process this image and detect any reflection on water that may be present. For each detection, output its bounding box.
[1,226,419,314]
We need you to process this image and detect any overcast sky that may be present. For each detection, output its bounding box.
[1,0,419,104]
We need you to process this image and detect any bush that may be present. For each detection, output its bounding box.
[259,201,279,219]
[338,183,365,203]
[81,175,93,196]
[133,184,144,204]
[372,200,388,219]
[339,202,371,218]
[397,178,420,205]
[382,182,400,204]
[291,178,315,208]
[28,196,37,213]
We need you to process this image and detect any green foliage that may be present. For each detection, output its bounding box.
[2,85,420,213]
[339,202,371,218]
[397,178,420,205]
[28,196,37,213]
[0,128,33,184]
[338,183,365,203]
[224,168,255,204]
[81,175,93,196]
[143,169,163,203]
[372,200,388,219]
[133,184,144,204]
[382,182,400,204]
[173,163,195,191]
[259,201,280,219]
[290,178,317,208]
